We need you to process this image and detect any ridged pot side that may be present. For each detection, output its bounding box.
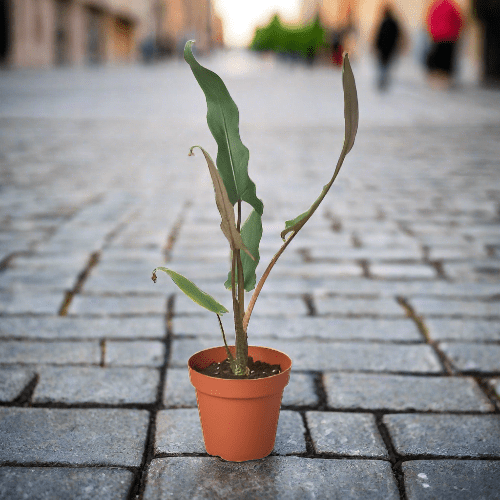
[188,345,292,462]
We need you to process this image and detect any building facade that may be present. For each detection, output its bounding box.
[0,0,222,67]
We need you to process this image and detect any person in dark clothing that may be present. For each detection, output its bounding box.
[374,5,402,90]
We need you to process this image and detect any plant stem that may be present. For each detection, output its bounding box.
[243,230,298,332]
[217,314,235,369]
[229,200,248,376]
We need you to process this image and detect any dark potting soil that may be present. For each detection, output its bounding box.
[197,356,281,379]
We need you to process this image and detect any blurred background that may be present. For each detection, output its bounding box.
[0,0,499,86]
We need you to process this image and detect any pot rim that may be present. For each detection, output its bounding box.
[188,345,292,381]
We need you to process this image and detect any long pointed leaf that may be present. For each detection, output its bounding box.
[189,145,254,260]
[152,267,228,314]
[225,209,263,291]
[281,53,358,240]
[184,40,263,216]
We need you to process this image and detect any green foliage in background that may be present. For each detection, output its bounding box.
[250,14,326,59]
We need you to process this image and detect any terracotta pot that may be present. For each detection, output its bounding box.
[188,345,292,462]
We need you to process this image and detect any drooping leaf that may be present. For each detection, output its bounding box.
[225,209,263,291]
[152,267,228,315]
[184,40,263,216]
[281,53,359,241]
[189,145,254,261]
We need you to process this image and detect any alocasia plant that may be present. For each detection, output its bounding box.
[152,40,359,376]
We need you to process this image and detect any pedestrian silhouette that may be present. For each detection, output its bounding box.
[374,5,402,90]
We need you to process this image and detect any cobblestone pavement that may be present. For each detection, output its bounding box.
[1,52,500,499]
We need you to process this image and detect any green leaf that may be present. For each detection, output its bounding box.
[189,146,254,261]
[225,209,263,291]
[152,267,228,315]
[184,40,263,216]
[281,53,358,241]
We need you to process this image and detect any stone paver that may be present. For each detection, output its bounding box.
[170,338,443,373]
[69,296,167,316]
[370,264,437,280]
[33,366,160,404]
[174,316,423,341]
[306,411,388,458]
[105,340,165,367]
[314,297,405,317]
[1,52,499,498]
[0,316,165,339]
[0,408,149,466]
[323,373,494,412]
[439,343,500,373]
[155,409,205,454]
[409,298,500,317]
[143,457,399,499]
[0,467,134,500]
[425,319,500,341]
[0,340,100,365]
[402,460,500,500]
[383,414,500,457]
[0,367,35,402]
[0,291,64,314]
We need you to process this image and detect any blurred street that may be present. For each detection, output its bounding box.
[1,52,500,499]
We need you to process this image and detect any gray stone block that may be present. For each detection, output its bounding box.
[439,343,500,373]
[403,460,500,500]
[0,340,100,365]
[163,368,197,407]
[310,280,500,299]
[281,372,318,406]
[0,291,64,314]
[311,246,422,261]
[0,467,134,500]
[170,339,443,373]
[409,298,500,317]
[0,268,77,291]
[0,316,165,339]
[0,408,149,466]
[491,379,500,399]
[324,373,494,412]
[370,264,436,279]
[426,319,500,341]
[444,261,500,282]
[155,409,205,454]
[33,366,160,404]
[274,411,306,455]
[69,295,166,316]
[306,411,388,458]
[314,298,405,317]
[383,414,500,457]
[273,263,363,279]
[82,271,165,295]
[0,367,35,402]
[105,340,165,367]
[174,316,423,341]
[143,456,399,499]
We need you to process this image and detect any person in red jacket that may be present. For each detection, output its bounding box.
[425,0,464,85]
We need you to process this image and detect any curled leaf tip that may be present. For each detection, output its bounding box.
[151,271,157,283]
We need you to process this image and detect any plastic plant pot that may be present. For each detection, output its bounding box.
[188,345,292,462]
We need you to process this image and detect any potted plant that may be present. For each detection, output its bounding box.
[152,41,359,462]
